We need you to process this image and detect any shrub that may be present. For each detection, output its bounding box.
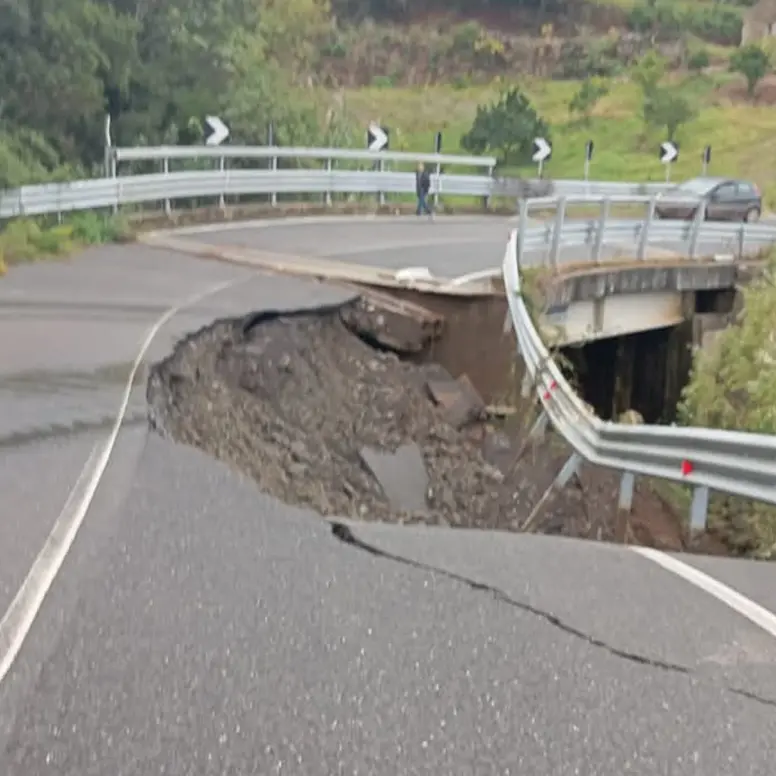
[687,48,710,72]
[461,87,550,167]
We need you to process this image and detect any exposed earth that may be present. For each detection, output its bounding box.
[146,296,728,552]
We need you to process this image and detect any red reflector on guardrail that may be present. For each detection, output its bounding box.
[681,460,693,476]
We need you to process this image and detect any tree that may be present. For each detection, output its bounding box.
[568,78,609,124]
[729,44,771,97]
[630,52,696,140]
[642,86,697,140]
[461,87,550,167]
[632,50,667,98]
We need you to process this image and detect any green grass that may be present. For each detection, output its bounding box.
[339,73,776,208]
[0,212,133,275]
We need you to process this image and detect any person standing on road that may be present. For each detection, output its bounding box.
[415,163,432,218]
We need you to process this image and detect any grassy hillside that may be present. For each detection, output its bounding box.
[340,72,776,206]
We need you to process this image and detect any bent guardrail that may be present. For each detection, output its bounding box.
[502,228,776,531]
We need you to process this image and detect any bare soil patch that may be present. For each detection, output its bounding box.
[714,74,776,106]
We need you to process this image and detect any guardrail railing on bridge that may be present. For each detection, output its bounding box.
[518,194,776,265]
[502,224,776,531]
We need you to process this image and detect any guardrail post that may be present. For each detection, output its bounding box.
[689,485,709,532]
[218,157,226,211]
[378,158,385,207]
[687,199,706,259]
[433,161,441,209]
[325,159,332,206]
[484,164,494,210]
[549,197,567,271]
[617,471,635,542]
[162,158,171,217]
[637,197,656,260]
[517,198,528,266]
[737,223,746,259]
[270,155,277,207]
[528,410,548,440]
[592,198,610,263]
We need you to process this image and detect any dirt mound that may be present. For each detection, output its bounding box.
[146,300,697,548]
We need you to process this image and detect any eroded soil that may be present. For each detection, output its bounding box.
[147,301,708,549]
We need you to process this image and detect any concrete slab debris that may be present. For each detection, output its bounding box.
[359,444,429,514]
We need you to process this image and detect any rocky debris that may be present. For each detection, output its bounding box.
[425,372,486,429]
[147,303,530,530]
[146,298,692,550]
[339,291,443,354]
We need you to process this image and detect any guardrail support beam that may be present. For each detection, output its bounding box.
[325,159,332,206]
[618,471,635,512]
[637,198,656,260]
[528,410,548,440]
[737,223,746,259]
[517,199,529,266]
[270,156,277,207]
[521,452,582,533]
[218,157,226,211]
[592,198,610,263]
[549,197,567,272]
[687,200,706,259]
[162,158,171,217]
[689,485,710,532]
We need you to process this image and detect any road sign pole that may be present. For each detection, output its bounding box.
[583,140,594,182]
[665,163,671,182]
[538,159,544,179]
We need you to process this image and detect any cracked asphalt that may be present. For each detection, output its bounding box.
[1,217,776,774]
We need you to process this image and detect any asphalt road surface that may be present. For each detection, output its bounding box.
[1,217,776,775]
[176,215,759,277]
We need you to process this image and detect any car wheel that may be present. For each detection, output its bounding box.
[744,207,760,223]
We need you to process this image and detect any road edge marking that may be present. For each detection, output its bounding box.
[631,546,776,640]
[0,278,238,686]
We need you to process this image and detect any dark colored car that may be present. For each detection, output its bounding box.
[654,176,761,222]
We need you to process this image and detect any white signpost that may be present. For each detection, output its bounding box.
[205,115,229,146]
[367,123,388,151]
[660,141,678,181]
[532,137,552,178]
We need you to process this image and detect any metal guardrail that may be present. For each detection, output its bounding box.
[0,145,700,220]
[517,195,776,265]
[0,169,495,219]
[502,223,776,531]
[111,145,497,168]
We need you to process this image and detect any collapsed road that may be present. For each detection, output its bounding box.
[147,290,690,546]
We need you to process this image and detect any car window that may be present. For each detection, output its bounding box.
[737,182,758,196]
[675,178,719,196]
[713,182,738,200]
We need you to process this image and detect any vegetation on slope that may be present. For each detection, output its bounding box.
[679,250,776,557]
[0,0,767,189]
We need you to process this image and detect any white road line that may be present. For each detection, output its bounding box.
[0,278,238,686]
[632,546,776,640]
